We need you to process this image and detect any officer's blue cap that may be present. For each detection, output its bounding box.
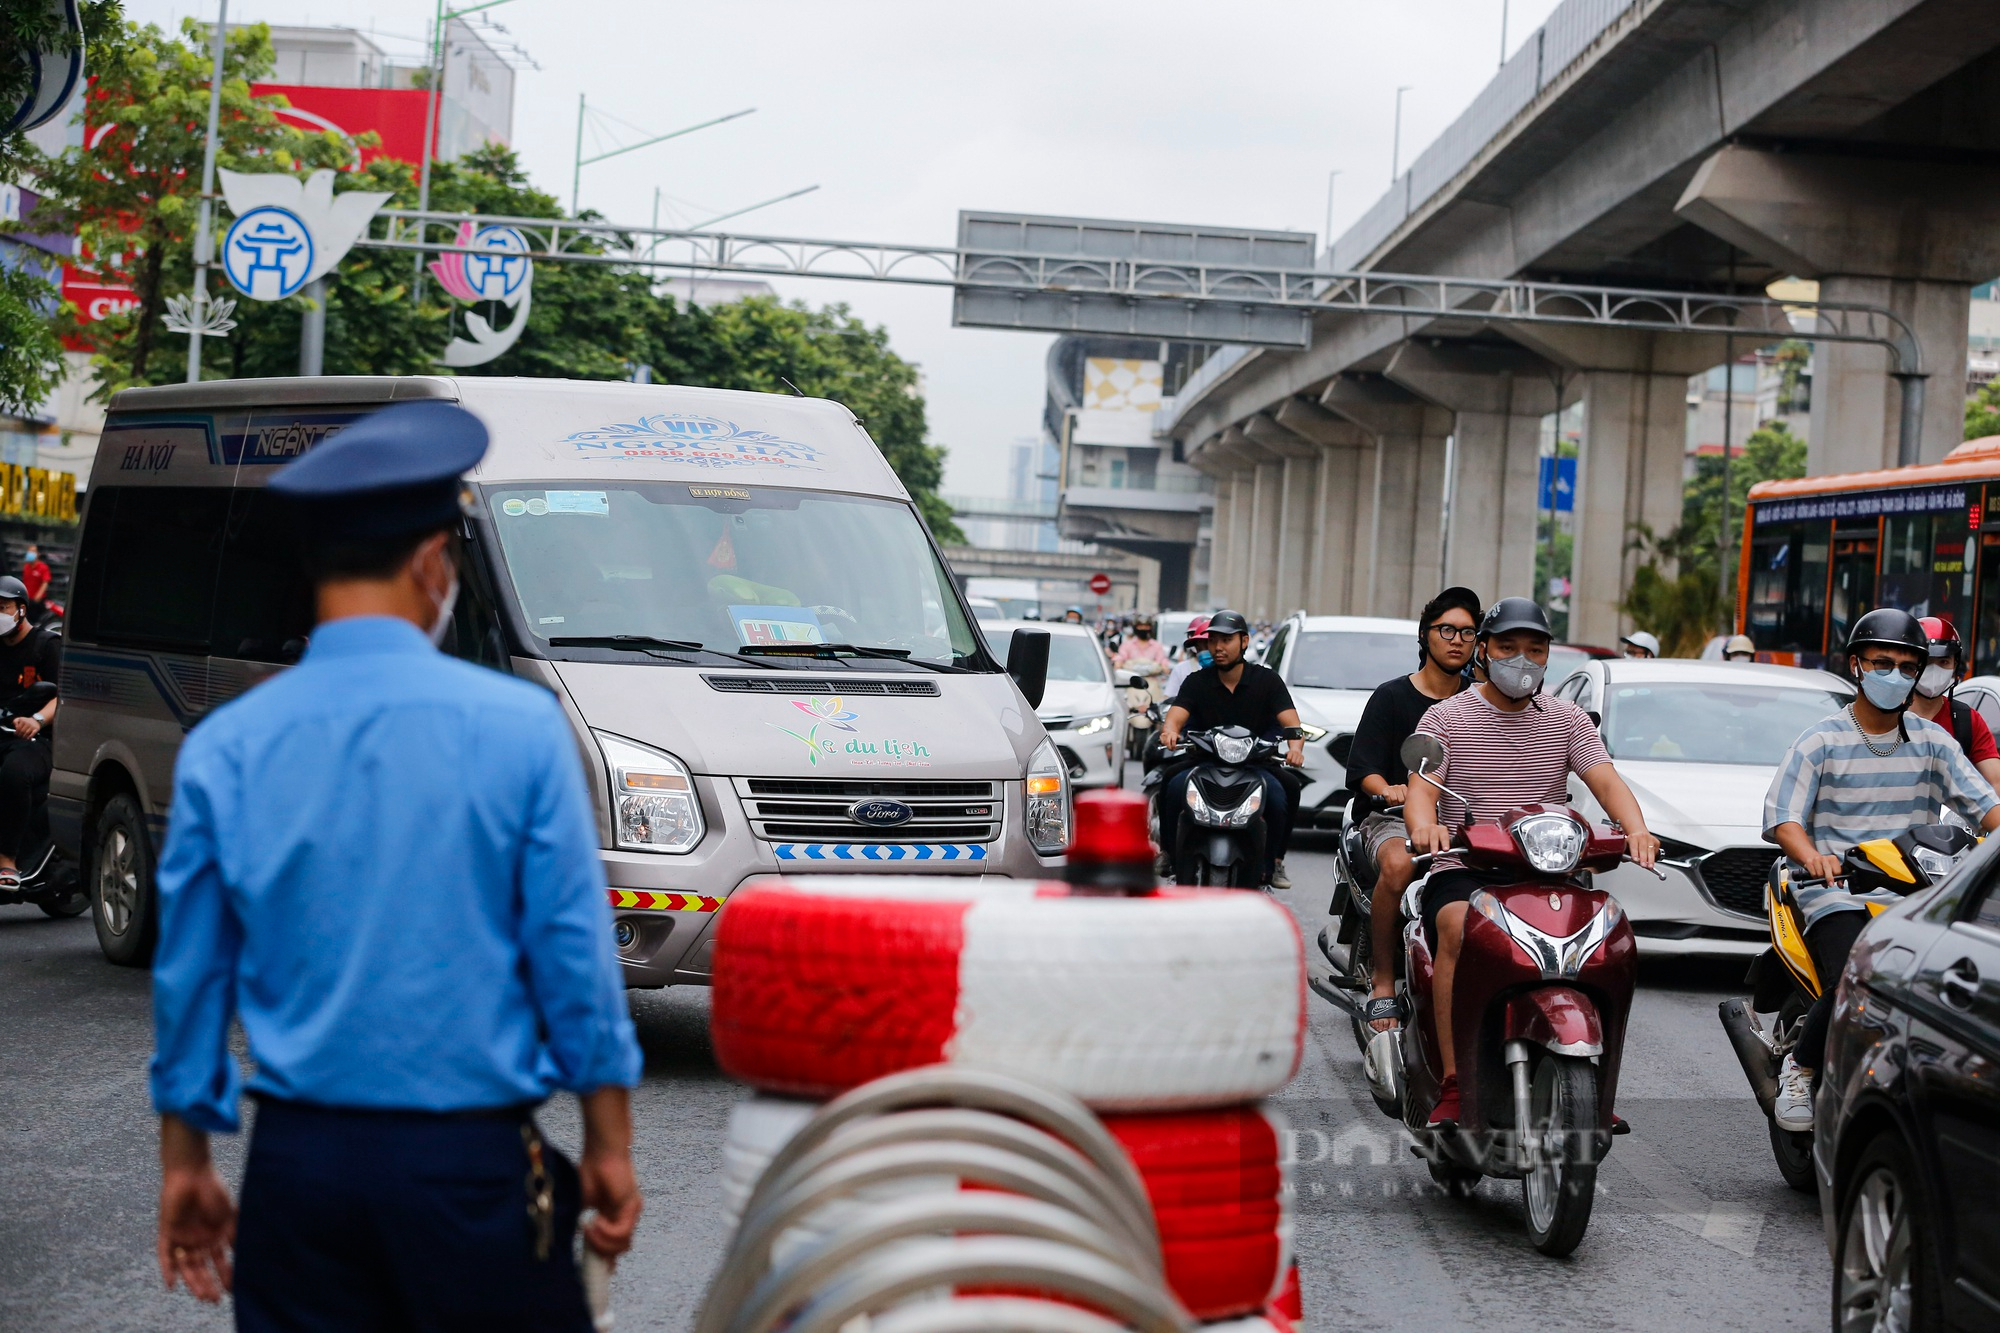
[270,400,488,540]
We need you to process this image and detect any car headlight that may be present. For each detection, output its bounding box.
[1469,888,1625,979]
[1026,736,1071,855]
[596,731,705,854]
[1510,812,1586,876]
[1074,712,1114,737]
[1213,733,1254,764]
[1297,723,1328,741]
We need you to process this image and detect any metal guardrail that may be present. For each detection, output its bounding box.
[694,1066,1189,1333]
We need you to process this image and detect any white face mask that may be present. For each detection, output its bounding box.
[0,613,17,638]
[1916,663,1956,699]
[1486,653,1546,700]
[427,574,460,647]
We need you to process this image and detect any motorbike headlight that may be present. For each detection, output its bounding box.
[1026,736,1071,855]
[1909,845,1957,882]
[1075,712,1114,737]
[1214,733,1254,765]
[1511,812,1586,876]
[596,731,705,854]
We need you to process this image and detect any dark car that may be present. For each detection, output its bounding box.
[1816,839,2000,1330]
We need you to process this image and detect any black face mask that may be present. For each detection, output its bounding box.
[1136,628,1152,640]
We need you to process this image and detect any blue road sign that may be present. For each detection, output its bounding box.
[1538,456,1576,513]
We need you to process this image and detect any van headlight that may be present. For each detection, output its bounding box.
[1025,736,1071,855]
[596,731,705,854]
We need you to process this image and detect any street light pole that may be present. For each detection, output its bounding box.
[1323,170,1340,261]
[1392,87,1412,181]
[186,0,228,383]
[413,0,516,299]
[1500,0,1510,69]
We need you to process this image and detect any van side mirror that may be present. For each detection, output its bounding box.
[1007,629,1050,711]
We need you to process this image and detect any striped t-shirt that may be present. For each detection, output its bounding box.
[1416,687,1612,870]
[1763,710,1996,925]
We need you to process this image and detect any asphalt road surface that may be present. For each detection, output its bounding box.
[0,837,1829,1332]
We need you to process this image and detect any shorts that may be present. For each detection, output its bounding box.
[1358,811,1410,858]
[1419,867,1502,951]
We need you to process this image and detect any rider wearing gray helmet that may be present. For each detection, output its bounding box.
[0,573,60,891]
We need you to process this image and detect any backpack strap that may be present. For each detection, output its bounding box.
[1951,697,1977,754]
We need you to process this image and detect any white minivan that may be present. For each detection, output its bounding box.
[57,377,1069,984]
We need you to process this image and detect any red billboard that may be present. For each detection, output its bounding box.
[253,84,434,171]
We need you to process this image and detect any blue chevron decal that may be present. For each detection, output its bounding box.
[772,843,989,863]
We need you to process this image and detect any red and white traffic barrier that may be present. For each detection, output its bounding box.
[711,877,1306,1111]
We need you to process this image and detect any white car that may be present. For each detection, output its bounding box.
[983,620,1127,790]
[1943,675,2000,735]
[1551,658,1853,957]
[1260,614,1423,830]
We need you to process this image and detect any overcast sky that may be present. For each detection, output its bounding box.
[130,0,1565,494]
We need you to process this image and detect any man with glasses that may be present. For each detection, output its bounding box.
[1763,607,2000,1131]
[1345,587,1480,1032]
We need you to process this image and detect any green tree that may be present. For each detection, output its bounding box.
[1621,421,1806,655]
[1967,378,2000,441]
[0,0,121,413]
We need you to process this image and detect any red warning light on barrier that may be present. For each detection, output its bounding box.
[1065,788,1157,893]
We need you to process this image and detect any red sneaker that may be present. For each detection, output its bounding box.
[1428,1075,1462,1126]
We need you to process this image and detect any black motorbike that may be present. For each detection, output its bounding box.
[1143,725,1289,888]
[0,682,83,919]
[1317,790,1402,1053]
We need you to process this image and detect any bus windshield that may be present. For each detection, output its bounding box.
[485,482,980,668]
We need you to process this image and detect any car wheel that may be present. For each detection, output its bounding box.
[1835,1133,1945,1333]
[90,794,156,967]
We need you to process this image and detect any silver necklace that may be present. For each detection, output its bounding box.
[1848,705,1902,756]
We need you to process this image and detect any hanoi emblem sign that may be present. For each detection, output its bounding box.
[848,798,915,828]
[222,207,315,300]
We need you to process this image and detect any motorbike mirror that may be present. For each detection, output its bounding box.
[1006,629,1050,711]
[1399,734,1445,774]
[1129,675,1150,690]
[1585,709,1602,729]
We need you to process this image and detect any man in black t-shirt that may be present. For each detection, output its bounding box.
[0,575,59,888]
[1344,586,1480,1031]
[1156,610,1305,887]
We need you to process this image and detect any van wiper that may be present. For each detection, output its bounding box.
[736,642,971,673]
[547,635,769,668]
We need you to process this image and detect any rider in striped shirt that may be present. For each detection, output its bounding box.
[1404,598,1660,1127]
[1761,607,2000,1131]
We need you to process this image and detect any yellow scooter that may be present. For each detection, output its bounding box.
[1718,826,1977,1190]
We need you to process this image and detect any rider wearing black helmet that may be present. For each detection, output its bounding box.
[0,573,60,890]
[1403,597,1660,1125]
[1156,609,1307,889]
[1761,606,2000,1131]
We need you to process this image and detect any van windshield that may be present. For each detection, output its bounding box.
[485,483,981,668]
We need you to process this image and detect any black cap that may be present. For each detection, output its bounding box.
[1479,597,1552,639]
[1206,610,1250,635]
[270,400,489,540]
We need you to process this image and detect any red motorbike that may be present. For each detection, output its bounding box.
[1360,734,1645,1256]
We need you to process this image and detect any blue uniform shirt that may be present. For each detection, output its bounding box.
[150,616,642,1133]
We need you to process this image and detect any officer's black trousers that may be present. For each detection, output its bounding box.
[0,735,50,861]
[235,1098,593,1333]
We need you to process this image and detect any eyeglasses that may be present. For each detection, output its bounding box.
[1427,624,1477,643]
[1855,656,1921,679]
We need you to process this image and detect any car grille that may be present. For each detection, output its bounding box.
[1695,847,1777,919]
[735,777,1001,843]
[704,675,941,697]
[1327,732,1354,770]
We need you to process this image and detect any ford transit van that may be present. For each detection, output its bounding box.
[57,377,1065,983]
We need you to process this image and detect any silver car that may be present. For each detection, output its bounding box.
[1551,658,1853,957]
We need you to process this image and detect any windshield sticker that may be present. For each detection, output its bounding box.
[769,700,933,768]
[731,605,825,646]
[501,498,528,516]
[545,489,608,514]
[690,486,751,500]
[561,414,826,471]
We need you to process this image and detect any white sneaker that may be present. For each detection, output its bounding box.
[1772,1053,1815,1132]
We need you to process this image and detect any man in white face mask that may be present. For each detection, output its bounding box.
[1403,597,1660,1126]
[1906,615,2000,791]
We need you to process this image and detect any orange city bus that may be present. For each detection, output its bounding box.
[1738,435,2000,672]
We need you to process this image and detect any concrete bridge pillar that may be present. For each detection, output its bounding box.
[1187,432,1260,610]
[1321,377,1452,620]
[1245,412,1327,619]
[1384,342,1561,606]
[1272,397,1372,615]
[1677,146,2000,472]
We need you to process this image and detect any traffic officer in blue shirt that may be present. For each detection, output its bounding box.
[148,400,644,1331]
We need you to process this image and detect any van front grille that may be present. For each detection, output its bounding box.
[735,777,1002,844]
[704,675,940,697]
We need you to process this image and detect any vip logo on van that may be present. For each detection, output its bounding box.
[216,411,366,465]
[562,414,826,471]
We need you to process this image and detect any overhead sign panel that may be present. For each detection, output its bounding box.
[952,211,1318,348]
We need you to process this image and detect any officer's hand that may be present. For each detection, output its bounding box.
[580,1149,642,1263]
[12,716,37,739]
[158,1119,235,1303]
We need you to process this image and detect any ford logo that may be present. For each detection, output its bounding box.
[848,798,915,828]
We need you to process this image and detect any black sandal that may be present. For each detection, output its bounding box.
[1361,995,1405,1029]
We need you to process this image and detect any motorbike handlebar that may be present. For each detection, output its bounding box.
[1625,854,1668,881]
